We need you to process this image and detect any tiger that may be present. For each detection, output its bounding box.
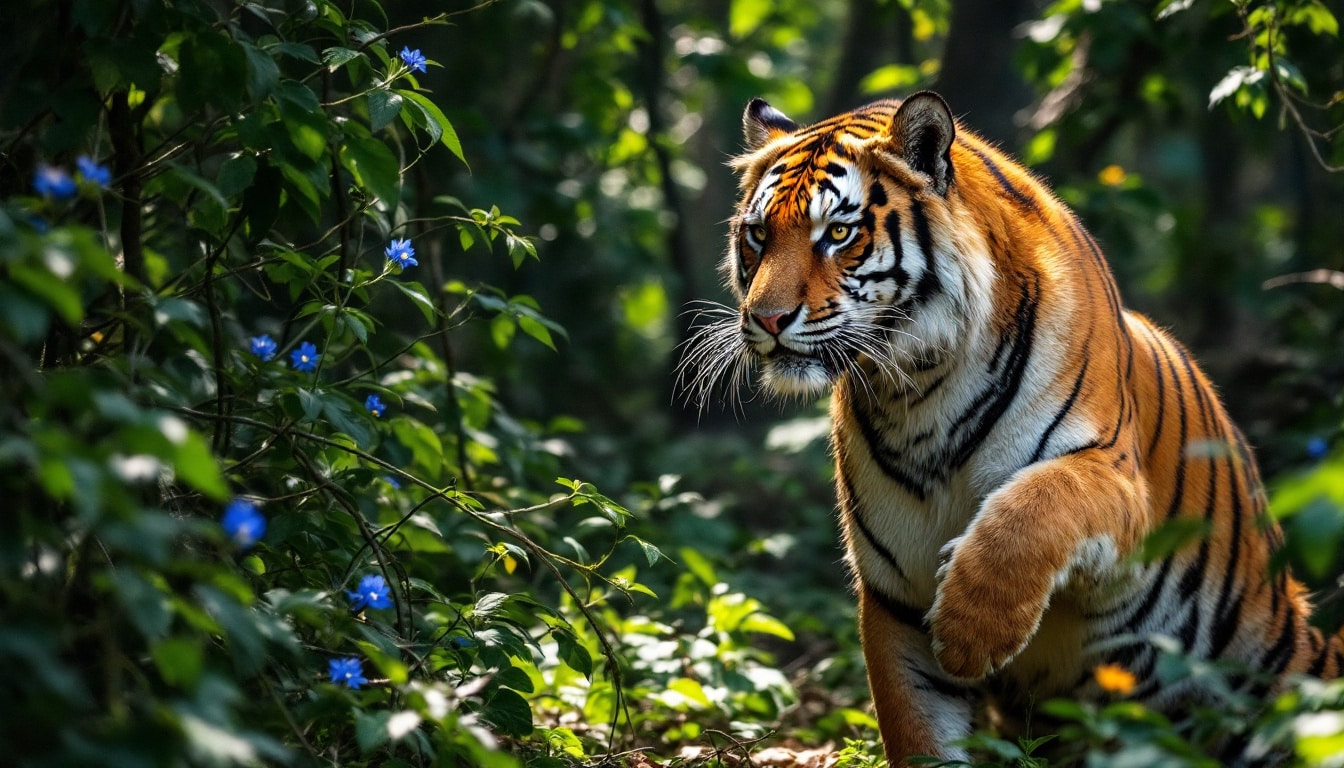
[680,91,1343,765]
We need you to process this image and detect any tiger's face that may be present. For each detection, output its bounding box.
[681,93,973,408]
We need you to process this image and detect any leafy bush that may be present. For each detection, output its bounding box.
[0,1,675,765]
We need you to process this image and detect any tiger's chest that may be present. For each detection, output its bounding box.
[829,352,1094,609]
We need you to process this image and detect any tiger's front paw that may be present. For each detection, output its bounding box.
[928,539,1049,680]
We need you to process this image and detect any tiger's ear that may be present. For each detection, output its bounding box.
[891,91,955,195]
[743,98,798,150]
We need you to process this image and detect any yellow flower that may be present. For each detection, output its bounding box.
[1093,663,1137,695]
[1098,164,1127,187]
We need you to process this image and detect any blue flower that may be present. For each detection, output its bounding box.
[384,238,418,269]
[1307,436,1329,461]
[76,155,112,187]
[222,498,266,549]
[33,164,77,200]
[249,334,278,361]
[364,394,387,418]
[382,475,402,489]
[346,574,393,611]
[451,636,475,649]
[398,46,427,73]
[328,657,368,689]
[290,341,320,372]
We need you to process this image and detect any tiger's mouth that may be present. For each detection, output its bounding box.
[758,346,839,397]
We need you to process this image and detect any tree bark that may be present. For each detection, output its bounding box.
[935,0,1038,148]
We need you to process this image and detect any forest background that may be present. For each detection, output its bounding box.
[1,0,1343,765]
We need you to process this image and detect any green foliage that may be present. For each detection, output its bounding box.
[0,1,657,765]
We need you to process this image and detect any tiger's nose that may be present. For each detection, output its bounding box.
[751,306,801,336]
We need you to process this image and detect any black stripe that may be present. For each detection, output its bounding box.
[1029,355,1089,463]
[962,142,1043,217]
[909,200,942,305]
[1307,629,1330,678]
[868,180,888,207]
[1158,336,1190,519]
[1259,610,1298,675]
[1208,441,1246,660]
[945,271,1039,471]
[909,372,947,407]
[834,199,861,217]
[1141,325,1168,459]
[911,668,974,700]
[842,475,910,585]
[867,585,927,631]
[881,209,910,288]
[849,397,930,500]
[1064,214,1123,324]
[1207,593,1244,661]
[1106,555,1174,629]
[1174,591,1201,649]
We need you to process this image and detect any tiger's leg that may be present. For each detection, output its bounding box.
[860,585,978,766]
[928,449,1149,680]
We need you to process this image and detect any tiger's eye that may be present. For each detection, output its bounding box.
[829,223,850,242]
[749,224,768,243]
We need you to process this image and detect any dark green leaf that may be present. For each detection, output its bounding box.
[367,89,403,133]
[322,46,362,70]
[481,687,533,738]
[398,90,466,165]
[216,153,257,199]
[555,630,593,679]
[340,126,402,205]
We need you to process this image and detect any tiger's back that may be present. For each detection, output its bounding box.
[685,92,1342,764]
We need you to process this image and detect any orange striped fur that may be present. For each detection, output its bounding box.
[681,92,1342,765]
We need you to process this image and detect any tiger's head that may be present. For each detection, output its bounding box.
[682,92,997,409]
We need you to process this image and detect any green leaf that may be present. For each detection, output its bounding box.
[398,90,466,165]
[177,31,247,112]
[472,592,508,619]
[367,89,404,133]
[858,63,922,95]
[516,315,555,350]
[388,280,438,325]
[0,284,51,343]
[555,630,593,679]
[152,636,204,689]
[1209,66,1259,109]
[111,569,173,641]
[678,547,718,587]
[481,687,533,738]
[321,393,376,447]
[240,41,280,101]
[340,126,402,204]
[269,41,320,64]
[216,153,258,199]
[322,46,362,71]
[739,612,795,641]
[1288,499,1344,580]
[1136,516,1211,562]
[1155,0,1197,21]
[297,389,323,422]
[9,264,84,324]
[729,0,772,38]
[355,710,391,753]
[627,535,666,567]
[172,429,229,500]
[495,664,536,694]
